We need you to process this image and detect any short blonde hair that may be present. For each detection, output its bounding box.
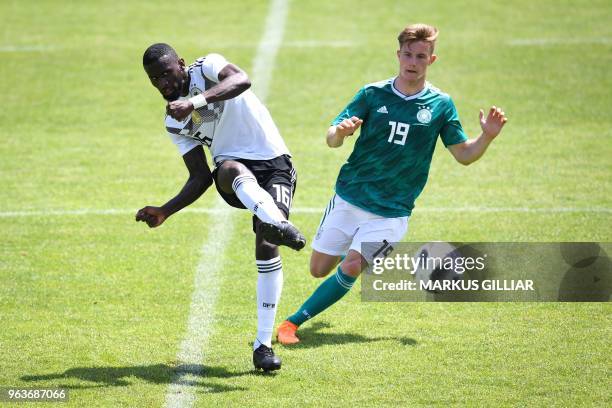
[397,24,439,52]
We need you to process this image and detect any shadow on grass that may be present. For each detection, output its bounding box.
[21,363,251,392]
[287,322,417,348]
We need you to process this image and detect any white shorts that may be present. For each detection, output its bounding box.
[311,194,409,263]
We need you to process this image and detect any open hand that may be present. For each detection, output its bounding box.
[135,206,167,228]
[336,116,363,138]
[167,100,194,121]
[480,106,508,139]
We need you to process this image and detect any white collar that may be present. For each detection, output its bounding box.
[391,78,429,100]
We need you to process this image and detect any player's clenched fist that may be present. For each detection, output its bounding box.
[135,206,167,228]
[336,116,363,138]
[166,100,193,121]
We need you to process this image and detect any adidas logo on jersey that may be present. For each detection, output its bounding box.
[377,106,388,114]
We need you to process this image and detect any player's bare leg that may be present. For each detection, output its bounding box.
[337,250,367,278]
[310,250,342,278]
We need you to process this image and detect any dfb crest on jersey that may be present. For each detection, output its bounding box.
[191,88,204,125]
[416,106,432,124]
[192,110,203,125]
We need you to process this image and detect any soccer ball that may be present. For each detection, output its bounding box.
[413,242,463,292]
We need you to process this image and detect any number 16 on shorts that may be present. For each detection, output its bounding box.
[272,184,292,208]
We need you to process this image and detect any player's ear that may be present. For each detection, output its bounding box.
[396,49,400,60]
[178,58,185,68]
[429,54,437,65]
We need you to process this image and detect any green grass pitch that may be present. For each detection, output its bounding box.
[1,0,610,406]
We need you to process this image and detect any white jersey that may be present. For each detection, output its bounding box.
[165,53,290,163]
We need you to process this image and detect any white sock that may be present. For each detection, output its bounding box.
[254,256,283,349]
[232,174,285,225]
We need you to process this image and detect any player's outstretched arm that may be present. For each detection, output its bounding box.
[448,106,508,165]
[135,145,213,228]
[326,116,363,148]
[166,63,251,121]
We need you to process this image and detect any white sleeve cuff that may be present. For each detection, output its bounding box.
[189,94,207,109]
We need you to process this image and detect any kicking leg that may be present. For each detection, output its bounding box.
[216,160,305,250]
[217,160,286,224]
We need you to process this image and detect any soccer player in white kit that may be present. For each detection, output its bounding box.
[136,43,305,371]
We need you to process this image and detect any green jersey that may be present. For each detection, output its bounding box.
[332,78,468,217]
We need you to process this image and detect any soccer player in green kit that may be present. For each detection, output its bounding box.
[277,23,508,345]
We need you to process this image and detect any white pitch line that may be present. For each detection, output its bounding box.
[164,0,289,407]
[210,40,355,49]
[250,0,289,102]
[164,199,233,408]
[1,206,611,218]
[283,40,354,48]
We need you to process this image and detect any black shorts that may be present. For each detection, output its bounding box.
[212,155,297,232]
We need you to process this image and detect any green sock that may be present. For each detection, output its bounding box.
[287,266,357,326]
